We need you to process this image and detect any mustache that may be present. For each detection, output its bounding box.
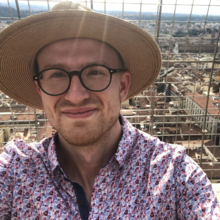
[56,99,100,109]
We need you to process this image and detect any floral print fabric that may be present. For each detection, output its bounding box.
[0,116,220,219]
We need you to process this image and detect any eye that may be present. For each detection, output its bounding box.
[88,70,104,76]
[83,66,109,78]
[51,72,67,78]
[40,69,69,81]
[48,71,68,79]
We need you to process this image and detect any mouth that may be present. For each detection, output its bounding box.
[61,107,97,119]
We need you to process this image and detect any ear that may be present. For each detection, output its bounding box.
[119,71,131,102]
[34,81,41,95]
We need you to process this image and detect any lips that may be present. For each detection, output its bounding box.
[61,107,97,119]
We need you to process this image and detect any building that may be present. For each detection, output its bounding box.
[185,92,220,143]
[173,27,219,54]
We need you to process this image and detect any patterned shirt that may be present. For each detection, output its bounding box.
[0,116,220,219]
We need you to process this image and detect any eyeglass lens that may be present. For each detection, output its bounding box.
[39,66,111,95]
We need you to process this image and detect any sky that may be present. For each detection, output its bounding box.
[1,0,220,15]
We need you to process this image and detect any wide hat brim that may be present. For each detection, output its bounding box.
[0,10,161,109]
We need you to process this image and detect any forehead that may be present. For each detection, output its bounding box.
[39,38,115,53]
[36,38,123,68]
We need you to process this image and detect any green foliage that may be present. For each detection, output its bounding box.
[206,27,218,34]
[206,28,212,34]
[173,29,203,37]
[188,29,203,36]
[172,30,186,37]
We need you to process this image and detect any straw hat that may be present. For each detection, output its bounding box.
[0,1,161,109]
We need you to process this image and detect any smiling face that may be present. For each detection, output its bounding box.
[36,38,130,146]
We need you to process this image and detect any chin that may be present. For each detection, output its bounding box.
[59,127,104,146]
[56,114,119,146]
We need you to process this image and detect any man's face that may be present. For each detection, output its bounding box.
[36,38,130,146]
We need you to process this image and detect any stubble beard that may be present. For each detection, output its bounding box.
[45,99,121,147]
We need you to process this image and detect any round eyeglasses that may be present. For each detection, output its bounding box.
[33,65,125,96]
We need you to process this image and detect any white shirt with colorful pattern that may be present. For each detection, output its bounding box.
[0,116,220,219]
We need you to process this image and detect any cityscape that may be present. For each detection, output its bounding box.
[0,1,220,186]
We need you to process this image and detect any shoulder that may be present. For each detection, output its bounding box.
[0,139,46,177]
[134,128,186,162]
[0,139,51,215]
[1,139,42,162]
[120,116,186,166]
[0,138,52,196]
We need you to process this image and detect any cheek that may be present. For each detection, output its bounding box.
[40,94,58,114]
[97,86,121,112]
[107,78,121,102]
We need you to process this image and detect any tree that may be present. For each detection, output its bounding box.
[188,29,203,36]
[206,28,212,34]
[172,30,186,37]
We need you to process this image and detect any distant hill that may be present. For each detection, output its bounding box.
[0,6,46,18]
[98,11,220,22]
[0,1,48,11]
[0,6,18,17]
[0,5,220,22]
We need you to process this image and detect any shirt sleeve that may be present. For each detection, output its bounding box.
[175,149,220,219]
[0,142,14,219]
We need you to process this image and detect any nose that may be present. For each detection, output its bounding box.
[64,75,90,104]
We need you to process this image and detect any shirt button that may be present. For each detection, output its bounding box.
[77,199,83,205]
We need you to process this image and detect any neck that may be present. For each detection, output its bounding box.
[55,119,122,203]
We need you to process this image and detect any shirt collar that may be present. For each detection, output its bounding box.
[44,115,136,173]
[114,115,136,168]
[42,135,60,173]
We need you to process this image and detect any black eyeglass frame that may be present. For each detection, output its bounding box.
[33,64,125,96]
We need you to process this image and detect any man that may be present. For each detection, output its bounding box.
[0,1,219,219]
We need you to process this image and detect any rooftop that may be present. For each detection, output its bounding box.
[186,92,220,116]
